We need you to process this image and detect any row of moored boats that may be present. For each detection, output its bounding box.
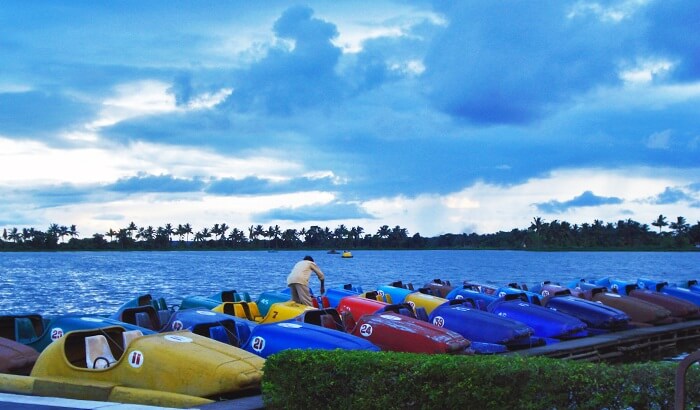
[2,277,700,407]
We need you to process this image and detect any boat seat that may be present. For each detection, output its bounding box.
[16,318,37,343]
[247,303,263,322]
[209,325,229,344]
[235,322,251,346]
[341,311,356,332]
[122,329,143,349]
[158,310,172,327]
[135,312,154,330]
[414,307,429,322]
[320,314,338,330]
[85,335,117,369]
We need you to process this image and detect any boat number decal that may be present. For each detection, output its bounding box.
[50,328,64,341]
[252,336,266,352]
[272,311,279,319]
[432,316,445,327]
[359,323,373,337]
[379,314,401,321]
[277,323,302,329]
[498,312,507,317]
[172,320,184,331]
[518,303,528,307]
[164,335,192,343]
[196,310,215,316]
[128,350,144,368]
[611,284,619,291]
[498,291,506,298]
[377,290,385,296]
[408,301,415,309]
[541,290,550,297]
[455,294,463,299]
[80,317,104,323]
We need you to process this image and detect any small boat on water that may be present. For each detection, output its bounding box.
[341,251,353,258]
[0,326,264,408]
[0,313,154,352]
[0,336,38,375]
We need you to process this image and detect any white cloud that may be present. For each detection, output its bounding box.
[361,167,697,235]
[567,0,650,22]
[645,130,672,150]
[620,59,674,84]
[0,137,303,186]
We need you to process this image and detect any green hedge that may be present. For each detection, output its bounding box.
[261,350,700,410]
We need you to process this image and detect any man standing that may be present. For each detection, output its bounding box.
[287,255,325,306]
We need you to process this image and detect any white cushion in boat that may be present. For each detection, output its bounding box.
[122,329,144,349]
[85,335,116,369]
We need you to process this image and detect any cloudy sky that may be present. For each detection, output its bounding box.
[1,0,698,238]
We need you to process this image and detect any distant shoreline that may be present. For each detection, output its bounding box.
[1,245,698,253]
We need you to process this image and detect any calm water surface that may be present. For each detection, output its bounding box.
[1,250,698,315]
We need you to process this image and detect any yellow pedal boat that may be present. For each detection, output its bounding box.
[0,326,264,408]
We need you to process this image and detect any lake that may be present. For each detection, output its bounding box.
[1,250,699,315]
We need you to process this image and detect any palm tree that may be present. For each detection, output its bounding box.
[211,224,222,241]
[183,223,193,242]
[652,214,668,234]
[376,225,391,239]
[126,222,138,239]
[8,227,20,243]
[266,225,281,248]
[334,224,349,247]
[105,228,117,242]
[227,228,246,245]
[219,223,229,242]
[670,216,689,236]
[163,223,173,243]
[281,229,300,247]
[68,225,79,241]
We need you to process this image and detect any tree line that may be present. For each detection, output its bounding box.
[1,215,699,251]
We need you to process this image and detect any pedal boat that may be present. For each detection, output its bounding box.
[0,326,264,408]
[0,314,154,352]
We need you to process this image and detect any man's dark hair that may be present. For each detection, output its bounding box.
[303,255,314,262]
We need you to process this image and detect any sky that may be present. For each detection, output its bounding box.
[1,0,699,239]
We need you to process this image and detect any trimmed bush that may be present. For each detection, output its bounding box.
[262,350,700,410]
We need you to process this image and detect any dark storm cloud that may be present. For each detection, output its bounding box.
[226,5,344,115]
[255,202,373,222]
[535,191,623,213]
[421,1,631,125]
[107,174,206,193]
[207,175,338,195]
